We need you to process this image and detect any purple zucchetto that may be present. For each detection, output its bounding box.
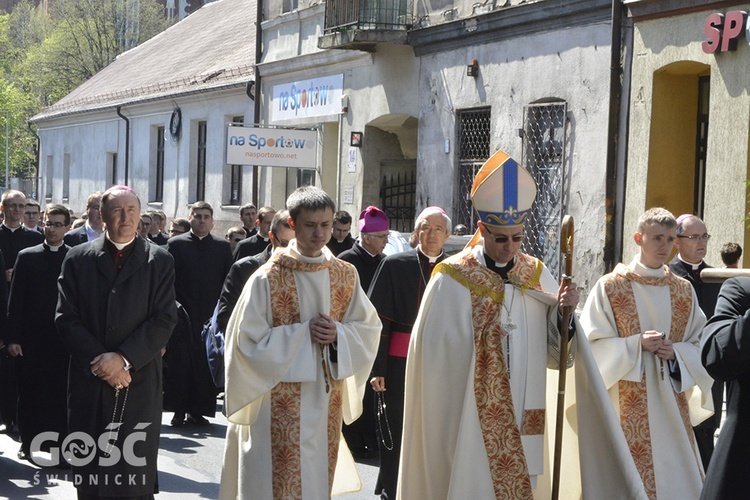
[358,206,389,233]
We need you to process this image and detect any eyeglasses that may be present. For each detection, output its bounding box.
[484,228,524,244]
[365,233,389,241]
[44,221,66,229]
[678,234,711,241]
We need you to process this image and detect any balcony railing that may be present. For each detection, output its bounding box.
[324,0,412,32]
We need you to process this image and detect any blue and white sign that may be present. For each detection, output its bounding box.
[272,74,343,122]
[226,126,318,168]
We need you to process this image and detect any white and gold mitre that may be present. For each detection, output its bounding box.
[471,149,537,228]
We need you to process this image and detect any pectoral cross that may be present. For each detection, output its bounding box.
[503,320,517,333]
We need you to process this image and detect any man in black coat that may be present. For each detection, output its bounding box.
[6,204,71,462]
[668,214,722,469]
[166,201,233,426]
[0,189,43,434]
[56,186,177,498]
[233,206,275,261]
[238,203,258,238]
[338,205,389,458]
[327,210,355,256]
[701,276,750,500]
[63,191,104,247]
[216,210,293,335]
[368,207,450,499]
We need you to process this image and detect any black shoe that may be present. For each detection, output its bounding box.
[171,412,185,427]
[186,414,210,426]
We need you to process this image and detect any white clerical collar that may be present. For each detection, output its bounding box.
[288,240,326,264]
[45,242,63,252]
[632,255,666,278]
[106,233,135,250]
[678,255,702,270]
[190,230,208,240]
[2,222,21,232]
[358,243,378,258]
[416,245,443,263]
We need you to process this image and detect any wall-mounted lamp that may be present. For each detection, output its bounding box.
[467,59,479,78]
[350,131,362,147]
[341,95,349,113]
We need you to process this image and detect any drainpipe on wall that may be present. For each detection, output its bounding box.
[251,0,262,206]
[116,106,130,185]
[604,0,624,273]
[27,122,40,200]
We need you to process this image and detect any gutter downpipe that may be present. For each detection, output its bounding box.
[604,0,624,273]
[252,0,262,206]
[116,106,130,185]
[27,122,40,200]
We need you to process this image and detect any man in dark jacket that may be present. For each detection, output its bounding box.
[166,201,233,426]
[232,206,276,261]
[63,191,104,247]
[338,205,389,458]
[6,204,71,463]
[56,185,177,498]
[669,214,722,469]
[701,276,750,500]
[327,210,355,256]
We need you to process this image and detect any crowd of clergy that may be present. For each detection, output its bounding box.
[0,146,748,499]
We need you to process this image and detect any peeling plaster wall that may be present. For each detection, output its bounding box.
[417,21,612,293]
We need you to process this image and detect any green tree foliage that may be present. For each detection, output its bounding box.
[0,0,171,185]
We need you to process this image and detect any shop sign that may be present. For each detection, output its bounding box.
[272,74,343,122]
[702,10,748,54]
[226,125,317,168]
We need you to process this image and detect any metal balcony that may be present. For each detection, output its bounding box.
[319,0,412,51]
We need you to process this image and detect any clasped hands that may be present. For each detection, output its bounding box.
[310,313,337,345]
[641,330,675,361]
[91,352,131,389]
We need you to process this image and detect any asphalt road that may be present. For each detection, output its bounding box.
[0,400,380,499]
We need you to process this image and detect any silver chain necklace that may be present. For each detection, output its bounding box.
[502,286,517,377]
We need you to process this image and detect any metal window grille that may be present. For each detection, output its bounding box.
[380,170,416,232]
[196,121,207,201]
[155,126,165,202]
[455,107,491,232]
[325,0,412,31]
[520,102,568,281]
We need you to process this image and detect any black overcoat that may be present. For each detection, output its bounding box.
[701,277,750,500]
[56,236,177,497]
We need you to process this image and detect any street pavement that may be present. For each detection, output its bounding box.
[0,400,380,499]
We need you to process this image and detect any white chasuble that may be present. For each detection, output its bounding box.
[581,257,714,500]
[398,246,576,499]
[219,242,381,500]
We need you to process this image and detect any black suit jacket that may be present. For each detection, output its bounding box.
[216,246,272,333]
[63,225,92,247]
[338,243,385,292]
[233,233,270,261]
[701,277,750,499]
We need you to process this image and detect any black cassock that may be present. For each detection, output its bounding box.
[232,234,269,261]
[669,257,723,470]
[216,247,271,334]
[56,236,177,497]
[338,243,384,292]
[7,243,69,455]
[368,248,444,499]
[166,232,232,416]
[338,243,385,457]
[0,225,43,429]
[701,277,750,500]
[327,234,355,257]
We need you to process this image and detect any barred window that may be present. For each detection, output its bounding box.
[520,101,567,280]
[196,121,207,201]
[455,107,491,232]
